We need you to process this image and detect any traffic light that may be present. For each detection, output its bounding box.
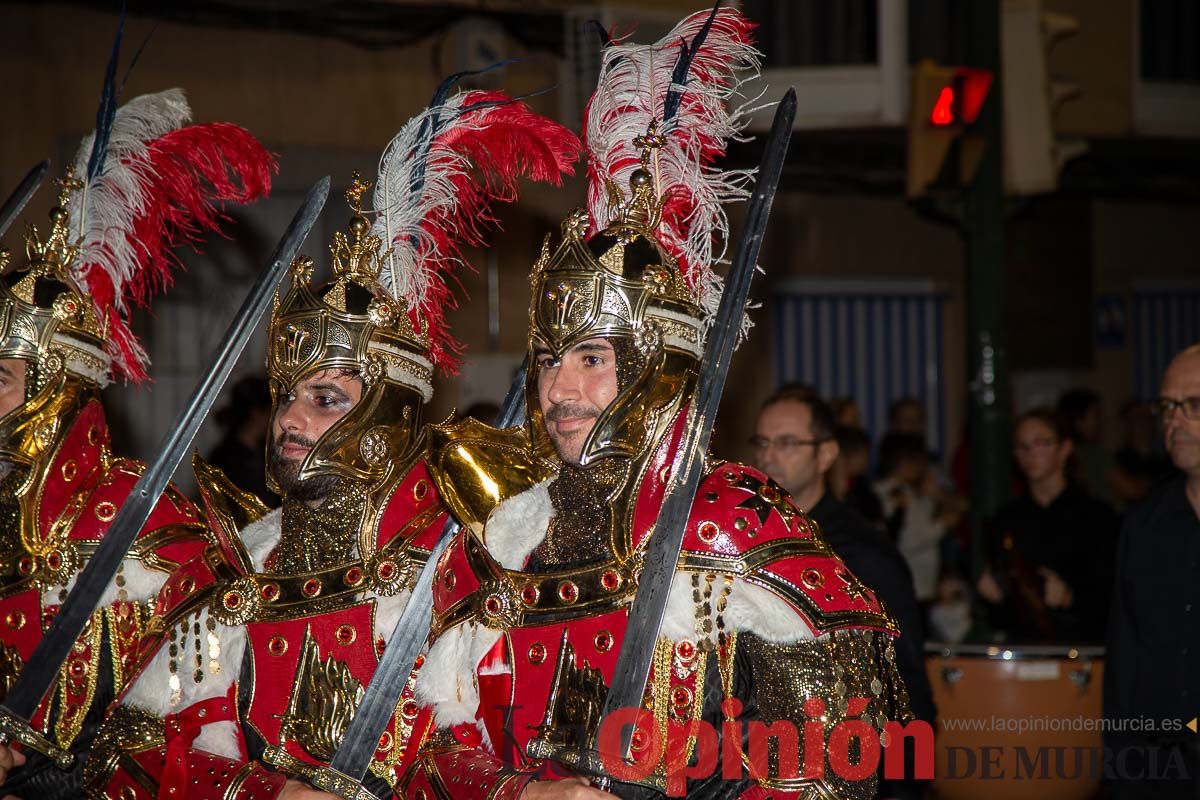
[907,60,994,197]
[1001,0,1085,194]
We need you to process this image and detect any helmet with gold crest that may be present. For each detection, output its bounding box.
[526,6,760,470]
[266,79,581,495]
[0,88,274,469]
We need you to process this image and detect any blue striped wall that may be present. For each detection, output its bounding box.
[1132,284,1200,401]
[773,281,947,456]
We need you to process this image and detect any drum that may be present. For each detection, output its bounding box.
[925,643,1104,800]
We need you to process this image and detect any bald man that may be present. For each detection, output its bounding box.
[1104,345,1200,798]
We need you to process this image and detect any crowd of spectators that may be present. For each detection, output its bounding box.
[754,386,1176,647]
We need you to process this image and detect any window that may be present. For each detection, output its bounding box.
[773,280,947,455]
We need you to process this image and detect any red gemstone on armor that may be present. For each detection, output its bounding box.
[17,557,33,575]
[672,687,692,706]
[344,567,364,587]
[676,640,696,660]
[267,636,288,656]
[442,570,456,591]
[69,658,86,676]
[484,595,502,616]
[600,571,620,592]
[414,654,425,669]
[801,569,824,590]
[302,578,322,597]
[179,577,196,596]
[46,551,62,570]
[594,631,613,653]
[528,643,546,665]
[336,624,356,645]
[376,637,386,657]
[223,591,242,610]
[260,582,280,602]
[696,521,719,543]
[378,731,394,751]
[631,728,648,751]
[401,700,419,719]
[557,581,579,604]
[378,561,397,580]
[5,611,24,630]
[520,583,540,606]
[413,480,429,501]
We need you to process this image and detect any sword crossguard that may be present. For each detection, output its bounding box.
[0,706,74,769]
[306,763,382,800]
[263,745,381,800]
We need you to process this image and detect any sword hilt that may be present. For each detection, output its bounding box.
[0,706,74,769]
[263,744,381,800]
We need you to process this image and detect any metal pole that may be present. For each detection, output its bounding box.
[964,0,1010,576]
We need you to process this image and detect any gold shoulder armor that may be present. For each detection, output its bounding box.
[427,415,555,536]
[192,453,269,573]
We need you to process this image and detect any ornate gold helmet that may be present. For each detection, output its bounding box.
[527,6,761,466]
[267,84,580,492]
[0,88,273,465]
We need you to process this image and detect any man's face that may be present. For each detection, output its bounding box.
[1160,350,1200,476]
[269,368,363,501]
[535,337,619,466]
[751,400,837,501]
[0,359,26,420]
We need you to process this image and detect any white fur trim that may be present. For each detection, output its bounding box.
[373,587,412,646]
[192,721,243,761]
[414,622,502,731]
[242,508,282,571]
[121,606,247,760]
[483,480,553,570]
[43,554,164,608]
[660,571,819,646]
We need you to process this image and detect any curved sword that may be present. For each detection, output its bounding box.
[0,161,50,244]
[0,177,332,765]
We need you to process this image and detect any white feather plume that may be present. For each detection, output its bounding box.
[368,94,478,314]
[585,8,763,329]
[69,88,192,314]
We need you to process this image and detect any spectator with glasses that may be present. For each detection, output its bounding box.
[752,388,935,800]
[977,408,1118,642]
[1105,345,1200,799]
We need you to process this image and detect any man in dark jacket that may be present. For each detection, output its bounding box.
[753,387,936,799]
[1105,345,1200,798]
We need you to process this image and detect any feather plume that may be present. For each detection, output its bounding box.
[68,89,275,383]
[369,88,580,372]
[583,5,762,329]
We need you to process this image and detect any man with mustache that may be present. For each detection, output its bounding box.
[0,90,270,798]
[86,87,579,800]
[1105,345,1200,799]
[402,9,909,800]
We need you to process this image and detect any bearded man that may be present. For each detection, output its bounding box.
[85,84,579,800]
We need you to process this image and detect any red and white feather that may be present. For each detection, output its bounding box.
[584,7,762,328]
[68,88,274,384]
[369,89,580,372]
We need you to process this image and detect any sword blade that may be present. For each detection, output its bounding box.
[597,90,797,762]
[0,177,331,728]
[0,161,50,242]
[321,357,529,794]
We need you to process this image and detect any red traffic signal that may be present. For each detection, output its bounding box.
[927,67,994,128]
